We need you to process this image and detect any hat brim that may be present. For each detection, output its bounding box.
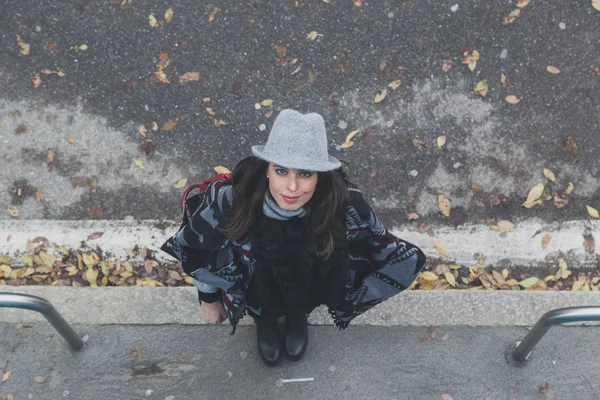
[252,145,341,172]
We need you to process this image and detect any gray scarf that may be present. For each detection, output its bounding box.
[262,191,306,220]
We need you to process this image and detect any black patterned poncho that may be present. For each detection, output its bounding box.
[161,176,427,335]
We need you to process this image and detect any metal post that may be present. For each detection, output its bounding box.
[0,293,84,350]
[510,306,600,362]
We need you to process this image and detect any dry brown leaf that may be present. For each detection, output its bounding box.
[36,189,44,203]
[441,394,454,400]
[213,119,229,127]
[546,65,561,75]
[563,136,577,157]
[543,168,556,181]
[179,72,200,82]
[374,89,387,103]
[500,73,510,88]
[165,8,173,23]
[131,345,144,359]
[43,42,58,51]
[379,59,387,71]
[32,73,41,88]
[174,178,188,189]
[411,138,425,149]
[158,51,170,70]
[584,233,595,253]
[503,9,521,24]
[505,95,520,104]
[120,0,132,9]
[462,50,480,72]
[160,117,179,131]
[517,0,530,7]
[407,213,419,220]
[586,205,599,218]
[438,195,451,217]
[150,70,169,83]
[539,382,549,393]
[442,59,453,72]
[214,166,231,175]
[206,108,216,116]
[541,234,552,249]
[16,35,30,56]
[138,125,147,137]
[208,7,221,22]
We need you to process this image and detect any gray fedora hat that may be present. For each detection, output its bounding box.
[252,109,341,172]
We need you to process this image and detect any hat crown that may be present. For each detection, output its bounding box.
[252,109,341,172]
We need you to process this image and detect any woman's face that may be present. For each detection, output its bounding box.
[266,163,318,210]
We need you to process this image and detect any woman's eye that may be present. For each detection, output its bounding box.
[301,172,313,177]
[275,169,287,175]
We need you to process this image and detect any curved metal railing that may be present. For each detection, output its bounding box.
[508,306,600,362]
[0,293,84,350]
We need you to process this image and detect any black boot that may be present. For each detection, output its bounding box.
[255,314,282,366]
[284,313,308,361]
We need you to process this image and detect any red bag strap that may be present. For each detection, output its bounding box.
[180,173,231,211]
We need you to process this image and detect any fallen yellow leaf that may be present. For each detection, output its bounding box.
[473,79,488,97]
[587,205,599,218]
[206,107,216,116]
[546,65,560,75]
[179,72,200,82]
[435,243,449,257]
[523,183,544,207]
[407,213,419,220]
[437,136,446,148]
[505,95,520,104]
[541,234,552,249]
[564,182,575,196]
[462,50,480,72]
[445,272,456,287]
[519,277,539,288]
[7,206,19,217]
[374,89,387,104]
[214,166,231,175]
[174,178,188,189]
[345,129,360,143]
[165,8,173,23]
[33,376,46,383]
[594,0,600,11]
[138,125,147,137]
[160,117,179,131]
[149,14,158,27]
[543,168,556,181]
[260,99,273,106]
[340,141,354,149]
[16,34,30,56]
[503,9,521,24]
[420,271,438,281]
[497,220,515,233]
[438,194,451,217]
[517,0,530,7]
[134,159,144,169]
[306,31,319,41]
[387,80,402,90]
[2,371,10,382]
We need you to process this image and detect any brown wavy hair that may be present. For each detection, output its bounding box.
[223,156,353,259]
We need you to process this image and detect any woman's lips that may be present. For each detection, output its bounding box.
[282,195,299,204]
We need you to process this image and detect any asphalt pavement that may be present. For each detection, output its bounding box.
[2,322,600,400]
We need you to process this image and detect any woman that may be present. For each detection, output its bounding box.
[161,109,427,366]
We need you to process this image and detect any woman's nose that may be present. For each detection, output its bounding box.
[287,177,298,192]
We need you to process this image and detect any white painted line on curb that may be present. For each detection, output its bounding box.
[1,219,599,267]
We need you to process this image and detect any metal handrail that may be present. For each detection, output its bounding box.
[508,306,600,362]
[0,293,84,350]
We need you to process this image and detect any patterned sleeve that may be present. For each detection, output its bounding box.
[161,180,241,294]
[333,189,426,328]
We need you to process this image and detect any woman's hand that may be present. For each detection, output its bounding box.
[200,300,227,325]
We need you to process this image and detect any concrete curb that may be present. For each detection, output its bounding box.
[2,286,600,327]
